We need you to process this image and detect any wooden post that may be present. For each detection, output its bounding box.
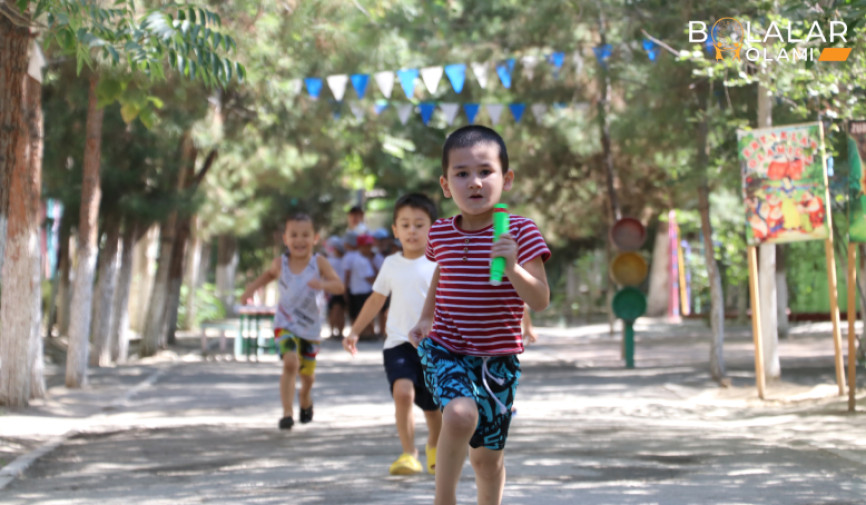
[748,246,766,399]
[847,243,858,411]
[825,237,846,395]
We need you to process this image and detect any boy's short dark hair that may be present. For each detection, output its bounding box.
[441,125,509,175]
[348,205,364,215]
[286,213,313,226]
[393,193,437,224]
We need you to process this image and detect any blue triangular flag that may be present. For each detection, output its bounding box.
[549,51,566,79]
[374,101,388,115]
[350,74,369,99]
[642,39,659,62]
[495,58,515,89]
[593,44,612,66]
[396,68,419,99]
[419,102,436,125]
[444,63,466,93]
[304,77,323,99]
[509,103,525,123]
[464,103,480,123]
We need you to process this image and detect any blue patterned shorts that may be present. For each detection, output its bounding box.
[418,338,520,450]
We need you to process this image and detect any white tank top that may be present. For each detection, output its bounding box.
[274,253,325,341]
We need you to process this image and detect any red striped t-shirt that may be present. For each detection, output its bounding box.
[425,214,550,356]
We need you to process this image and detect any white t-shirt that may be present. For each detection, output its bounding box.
[372,254,437,349]
[345,251,376,294]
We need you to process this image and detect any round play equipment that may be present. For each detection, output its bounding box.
[610,217,646,251]
[612,287,647,322]
[609,252,648,286]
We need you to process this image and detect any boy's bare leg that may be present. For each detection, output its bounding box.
[434,397,478,505]
[393,379,418,456]
[280,354,300,417]
[298,373,315,409]
[469,447,506,505]
[423,409,442,449]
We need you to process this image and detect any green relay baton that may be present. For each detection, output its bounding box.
[490,204,509,286]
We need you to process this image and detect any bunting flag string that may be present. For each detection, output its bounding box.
[351,74,369,99]
[509,103,526,123]
[471,62,489,89]
[486,103,505,125]
[419,102,436,125]
[531,103,547,122]
[444,63,467,93]
[495,58,515,89]
[305,77,323,99]
[421,66,443,95]
[464,103,480,123]
[327,74,348,101]
[642,39,660,62]
[397,68,419,99]
[375,71,395,98]
[440,102,460,125]
[397,103,413,125]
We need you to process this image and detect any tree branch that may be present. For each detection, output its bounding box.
[192,149,218,189]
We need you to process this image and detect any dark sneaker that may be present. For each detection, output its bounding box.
[279,416,294,430]
[300,405,313,424]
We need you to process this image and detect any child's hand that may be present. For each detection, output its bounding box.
[307,278,324,290]
[239,289,254,305]
[490,233,518,274]
[523,327,538,345]
[409,318,433,347]
[343,333,359,356]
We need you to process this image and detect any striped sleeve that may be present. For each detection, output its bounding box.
[515,217,551,265]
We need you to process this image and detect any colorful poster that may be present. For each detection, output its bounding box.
[737,123,829,245]
[848,121,866,242]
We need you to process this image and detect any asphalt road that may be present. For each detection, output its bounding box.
[1,319,865,504]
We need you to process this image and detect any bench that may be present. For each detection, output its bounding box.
[199,320,237,360]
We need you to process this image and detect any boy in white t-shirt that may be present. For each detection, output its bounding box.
[343,193,442,476]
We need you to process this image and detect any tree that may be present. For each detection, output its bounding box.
[1,0,244,401]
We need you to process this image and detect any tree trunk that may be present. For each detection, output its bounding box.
[129,225,157,333]
[646,219,670,317]
[596,10,620,222]
[110,223,138,363]
[695,84,726,383]
[26,71,46,399]
[0,20,36,407]
[89,216,120,366]
[57,229,72,336]
[66,72,104,388]
[216,234,238,313]
[182,216,202,330]
[140,221,173,357]
[776,246,789,339]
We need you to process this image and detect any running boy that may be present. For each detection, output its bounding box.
[240,214,345,430]
[343,193,442,476]
[409,125,550,505]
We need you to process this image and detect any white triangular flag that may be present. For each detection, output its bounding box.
[471,62,489,89]
[486,104,504,125]
[288,78,303,96]
[440,103,460,126]
[327,74,348,101]
[350,103,365,120]
[420,66,443,95]
[531,103,548,122]
[27,42,45,83]
[375,71,395,99]
[397,104,413,125]
[521,55,538,81]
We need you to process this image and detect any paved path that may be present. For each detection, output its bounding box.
[1,319,865,504]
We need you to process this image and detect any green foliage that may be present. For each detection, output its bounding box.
[177,282,226,329]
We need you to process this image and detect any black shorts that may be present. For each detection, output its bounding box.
[327,295,346,310]
[348,292,370,321]
[383,342,438,411]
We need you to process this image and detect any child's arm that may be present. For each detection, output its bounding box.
[311,255,345,295]
[342,292,388,356]
[239,256,281,304]
[408,265,440,347]
[522,303,538,345]
[491,234,550,311]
